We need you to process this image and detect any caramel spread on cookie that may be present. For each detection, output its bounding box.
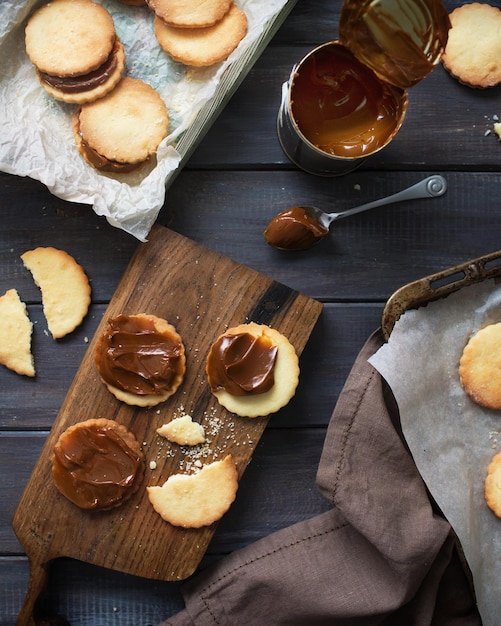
[52,423,142,510]
[39,39,120,94]
[264,206,328,250]
[291,43,404,158]
[207,332,278,396]
[96,315,184,395]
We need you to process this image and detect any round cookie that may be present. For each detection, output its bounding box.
[441,3,501,88]
[485,450,501,517]
[147,0,232,28]
[25,0,125,104]
[95,313,186,407]
[73,77,169,173]
[52,418,144,511]
[459,322,501,409]
[206,322,299,418]
[153,3,247,67]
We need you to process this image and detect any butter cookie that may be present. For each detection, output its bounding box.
[441,3,501,88]
[153,3,247,67]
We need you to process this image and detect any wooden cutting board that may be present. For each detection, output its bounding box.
[13,224,323,625]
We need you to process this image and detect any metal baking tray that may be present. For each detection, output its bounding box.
[381,250,501,340]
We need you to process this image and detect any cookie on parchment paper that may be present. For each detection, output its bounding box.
[459,322,501,409]
[147,0,232,28]
[25,0,125,104]
[153,3,247,67]
[485,450,501,517]
[21,247,91,339]
[441,3,501,88]
[0,289,35,377]
[73,77,169,173]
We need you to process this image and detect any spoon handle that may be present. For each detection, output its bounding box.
[331,175,447,222]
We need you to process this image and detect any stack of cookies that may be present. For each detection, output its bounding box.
[25,0,169,173]
[147,0,248,67]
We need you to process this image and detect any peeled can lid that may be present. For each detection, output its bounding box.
[339,0,450,89]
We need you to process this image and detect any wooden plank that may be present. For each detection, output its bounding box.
[12,224,322,623]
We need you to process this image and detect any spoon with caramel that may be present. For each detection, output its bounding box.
[264,175,447,251]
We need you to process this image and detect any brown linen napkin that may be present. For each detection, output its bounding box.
[160,330,481,626]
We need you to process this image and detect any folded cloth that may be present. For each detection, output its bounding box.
[159,330,481,626]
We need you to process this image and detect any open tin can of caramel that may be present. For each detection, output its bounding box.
[277,0,450,176]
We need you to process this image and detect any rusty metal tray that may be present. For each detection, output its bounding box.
[381,250,501,340]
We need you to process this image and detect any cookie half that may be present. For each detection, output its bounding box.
[153,3,247,67]
[147,454,238,527]
[25,0,125,103]
[0,289,35,377]
[21,247,91,339]
[95,313,186,407]
[52,418,144,511]
[147,0,232,28]
[73,77,169,173]
[441,3,501,88]
[459,322,501,409]
[206,322,299,418]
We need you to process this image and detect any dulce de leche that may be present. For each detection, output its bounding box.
[207,331,278,396]
[264,206,329,250]
[95,314,185,396]
[290,43,405,159]
[52,419,143,510]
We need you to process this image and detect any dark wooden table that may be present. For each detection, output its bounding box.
[2,1,501,624]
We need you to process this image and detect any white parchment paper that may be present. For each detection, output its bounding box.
[0,0,289,240]
[369,279,501,625]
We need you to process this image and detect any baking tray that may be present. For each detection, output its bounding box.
[381,250,501,340]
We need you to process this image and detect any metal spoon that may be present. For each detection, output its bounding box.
[264,175,448,251]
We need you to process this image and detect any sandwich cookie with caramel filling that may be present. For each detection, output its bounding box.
[153,2,247,67]
[206,322,299,417]
[73,77,169,173]
[147,0,232,29]
[95,313,186,407]
[25,0,125,104]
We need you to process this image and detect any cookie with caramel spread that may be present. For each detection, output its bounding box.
[52,418,144,511]
[73,77,169,173]
[95,313,186,407]
[25,0,125,104]
[153,3,247,67]
[206,322,299,418]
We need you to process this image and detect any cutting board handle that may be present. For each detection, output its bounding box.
[17,559,50,626]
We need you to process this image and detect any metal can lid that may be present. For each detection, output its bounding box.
[339,0,450,89]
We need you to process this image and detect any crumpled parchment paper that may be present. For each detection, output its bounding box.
[0,0,290,240]
[369,278,501,626]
